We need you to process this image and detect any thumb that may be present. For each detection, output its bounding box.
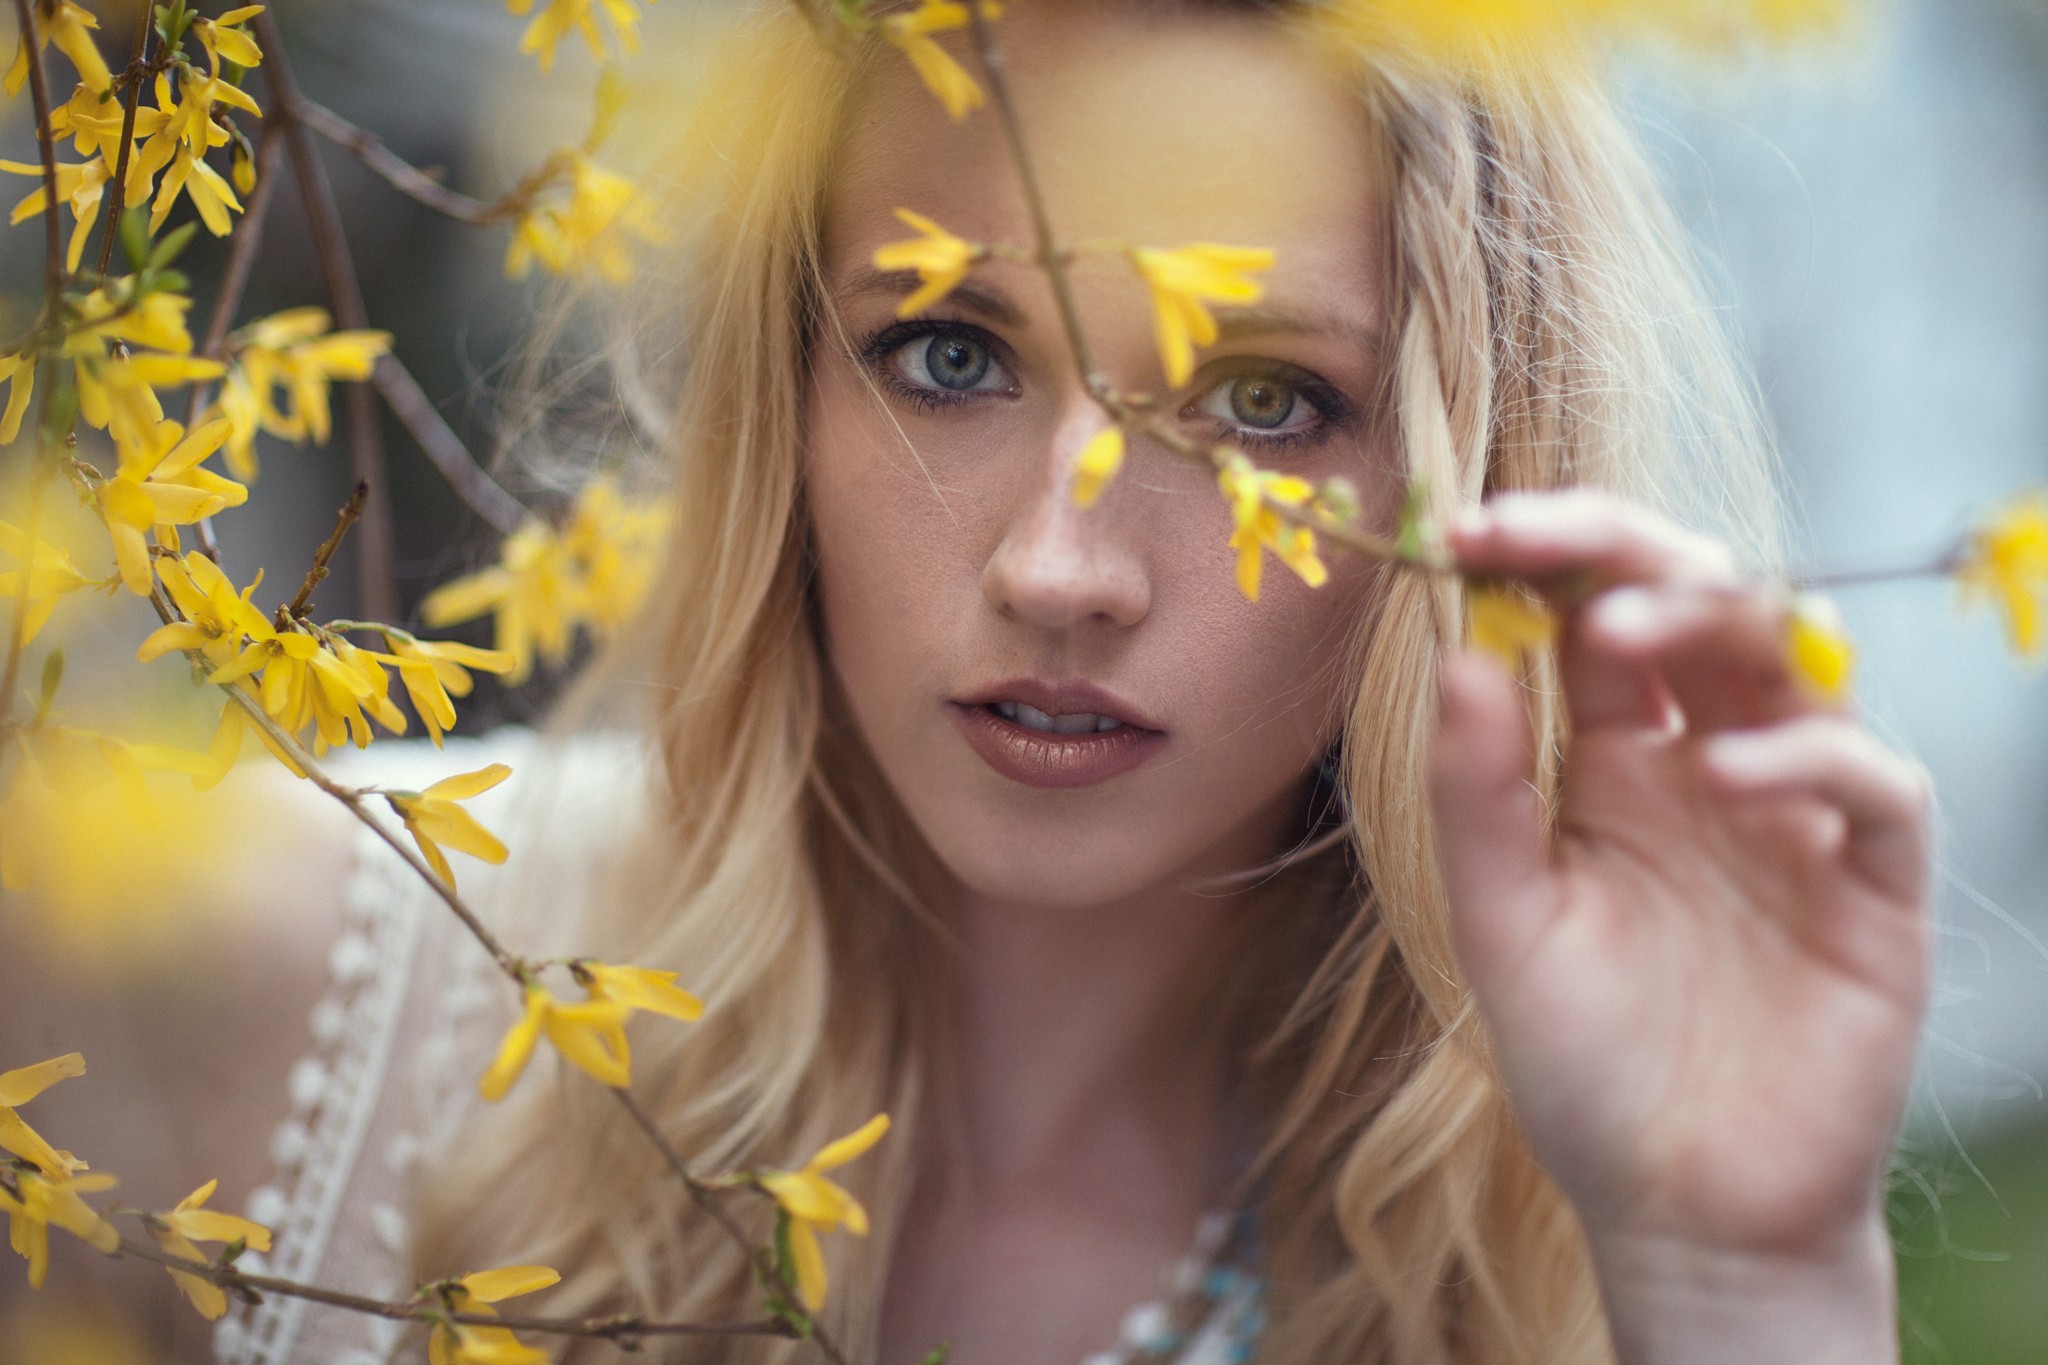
[1429,649,1556,993]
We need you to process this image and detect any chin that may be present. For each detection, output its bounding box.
[909,803,1189,911]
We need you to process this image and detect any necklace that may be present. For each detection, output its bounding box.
[1080,1208,1265,1365]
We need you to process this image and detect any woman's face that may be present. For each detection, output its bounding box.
[806,3,1396,910]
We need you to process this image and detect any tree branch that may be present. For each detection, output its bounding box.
[293,96,495,225]
[91,0,155,280]
[252,8,399,625]
[114,1236,795,1343]
[12,0,66,309]
[372,355,531,536]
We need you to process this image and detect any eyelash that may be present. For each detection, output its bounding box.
[854,320,1355,454]
[856,319,1012,414]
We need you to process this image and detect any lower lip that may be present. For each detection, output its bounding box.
[947,703,1165,790]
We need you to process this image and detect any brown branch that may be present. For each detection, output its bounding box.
[13,0,66,309]
[194,124,286,368]
[1795,546,1965,592]
[114,1237,794,1343]
[252,8,398,625]
[957,6,1428,575]
[91,0,155,280]
[285,481,366,618]
[372,355,532,536]
[293,96,496,225]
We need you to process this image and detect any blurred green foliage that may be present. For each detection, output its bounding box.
[1898,1116,2048,1364]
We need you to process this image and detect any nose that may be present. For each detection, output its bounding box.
[981,406,1151,631]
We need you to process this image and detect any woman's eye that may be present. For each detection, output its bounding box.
[1196,373,1319,436]
[890,330,1007,395]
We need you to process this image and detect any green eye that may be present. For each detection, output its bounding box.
[1228,376,1296,429]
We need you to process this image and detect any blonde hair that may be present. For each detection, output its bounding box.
[419,5,1783,1363]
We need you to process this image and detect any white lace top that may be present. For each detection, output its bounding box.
[209,728,1265,1365]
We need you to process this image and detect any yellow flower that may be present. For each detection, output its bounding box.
[504,149,664,285]
[758,1115,891,1312]
[558,476,668,634]
[149,1179,272,1321]
[1215,455,1327,601]
[1955,491,2048,660]
[1465,582,1556,669]
[94,416,246,595]
[1784,592,1854,702]
[138,553,268,675]
[507,0,648,71]
[577,961,705,1022]
[1130,243,1274,389]
[372,629,516,747]
[385,763,513,891]
[0,1054,86,1181]
[428,1265,560,1365]
[0,349,33,444]
[0,517,100,645]
[4,1,111,96]
[304,634,408,755]
[480,961,702,1101]
[208,309,391,478]
[880,0,1002,120]
[1,1166,118,1289]
[872,208,980,318]
[422,521,576,686]
[191,5,265,75]
[1068,426,1126,509]
[0,154,111,272]
[478,982,631,1100]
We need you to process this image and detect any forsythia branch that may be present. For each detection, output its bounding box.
[113,1236,798,1344]
[371,354,533,536]
[294,96,495,225]
[90,0,155,280]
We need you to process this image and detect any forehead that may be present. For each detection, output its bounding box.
[823,4,1384,300]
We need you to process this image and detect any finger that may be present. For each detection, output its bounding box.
[1452,493,1739,734]
[1429,650,1558,992]
[1450,490,1739,590]
[1584,584,1842,732]
[1697,717,1932,903]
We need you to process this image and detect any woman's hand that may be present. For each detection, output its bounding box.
[1429,491,1932,1365]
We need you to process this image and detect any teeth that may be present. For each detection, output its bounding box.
[990,701,1125,735]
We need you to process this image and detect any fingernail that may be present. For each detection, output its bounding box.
[1452,505,1490,539]
[1589,586,1658,641]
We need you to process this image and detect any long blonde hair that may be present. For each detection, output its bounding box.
[419,6,1783,1363]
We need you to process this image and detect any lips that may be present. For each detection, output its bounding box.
[948,679,1165,789]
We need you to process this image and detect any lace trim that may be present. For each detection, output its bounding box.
[213,821,424,1365]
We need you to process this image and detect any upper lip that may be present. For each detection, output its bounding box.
[953,678,1163,733]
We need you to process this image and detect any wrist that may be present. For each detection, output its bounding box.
[1586,1213,1897,1365]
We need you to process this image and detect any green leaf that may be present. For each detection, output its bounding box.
[1394,479,1430,561]
[918,1345,952,1365]
[148,221,198,271]
[772,1208,797,1293]
[36,651,63,721]
[147,268,191,296]
[119,207,152,271]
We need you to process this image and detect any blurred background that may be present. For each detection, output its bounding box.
[0,0,2045,1360]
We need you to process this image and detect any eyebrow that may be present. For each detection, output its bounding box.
[837,267,1029,329]
[837,267,1382,355]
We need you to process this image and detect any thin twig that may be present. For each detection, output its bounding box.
[114,1237,795,1342]
[958,6,1429,574]
[188,123,285,560]
[193,125,286,369]
[285,481,366,619]
[253,7,398,624]
[372,355,532,536]
[294,96,496,225]
[13,0,66,308]
[1794,547,1964,592]
[91,0,156,280]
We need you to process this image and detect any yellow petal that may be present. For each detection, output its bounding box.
[420,762,514,803]
[1784,592,1855,702]
[581,962,705,1021]
[810,1112,891,1173]
[1465,583,1556,669]
[0,1053,85,1107]
[478,988,547,1102]
[787,1215,828,1312]
[458,1264,561,1304]
[1069,426,1125,509]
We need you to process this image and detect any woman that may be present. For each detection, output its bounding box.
[236,2,1932,1363]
